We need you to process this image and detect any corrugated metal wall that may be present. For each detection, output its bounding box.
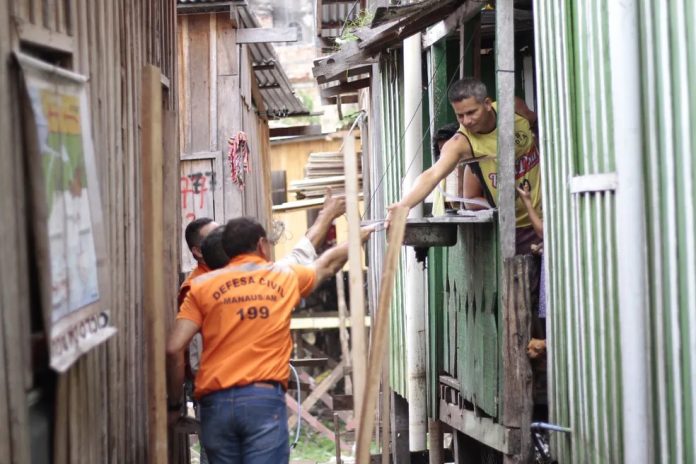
[639,1,696,462]
[534,0,623,462]
[379,49,409,398]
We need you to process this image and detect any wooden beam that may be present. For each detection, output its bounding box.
[290,315,372,330]
[496,0,516,259]
[422,1,484,49]
[285,394,353,451]
[288,361,346,428]
[312,41,378,81]
[501,256,533,462]
[317,64,373,85]
[236,27,298,43]
[439,397,519,455]
[16,21,74,54]
[322,94,359,105]
[320,77,371,98]
[336,271,353,394]
[344,134,368,426]
[269,124,322,138]
[355,206,409,464]
[360,0,462,53]
[141,64,168,464]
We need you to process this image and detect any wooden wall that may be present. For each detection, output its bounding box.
[0,0,178,463]
[178,13,273,270]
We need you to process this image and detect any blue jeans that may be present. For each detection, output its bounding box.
[199,383,289,464]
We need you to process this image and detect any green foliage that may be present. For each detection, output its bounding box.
[289,426,338,462]
[335,9,374,49]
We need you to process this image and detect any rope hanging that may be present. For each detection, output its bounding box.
[227,131,250,190]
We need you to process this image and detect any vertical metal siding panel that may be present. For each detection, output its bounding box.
[570,197,587,464]
[558,26,573,460]
[383,52,407,398]
[638,2,671,461]
[585,196,600,461]
[655,2,684,460]
[685,1,696,460]
[535,0,576,459]
[595,196,608,462]
[670,1,696,460]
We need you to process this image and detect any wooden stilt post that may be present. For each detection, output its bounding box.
[429,419,444,464]
[381,350,391,464]
[334,413,342,464]
[141,64,168,464]
[502,256,534,464]
[344,134,367,423]
[356,207,408,464]
[336,271,353,394]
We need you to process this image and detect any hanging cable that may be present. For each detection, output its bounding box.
[289,363,302,449]
[361,31,475,220]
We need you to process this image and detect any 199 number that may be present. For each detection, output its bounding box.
[237,306,270,320]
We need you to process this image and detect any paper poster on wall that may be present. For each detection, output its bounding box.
[17,52,115,372]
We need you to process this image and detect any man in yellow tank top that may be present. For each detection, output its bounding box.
[388,77,542,255]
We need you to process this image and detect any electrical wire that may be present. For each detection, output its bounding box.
[289,363,302,449]
[361,32,475,220]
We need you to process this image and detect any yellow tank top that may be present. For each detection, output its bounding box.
[458,102,542,228]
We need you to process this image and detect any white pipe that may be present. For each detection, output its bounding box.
[607,1,651,462]
[403,31,427,451]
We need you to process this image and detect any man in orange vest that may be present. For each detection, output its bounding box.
[166,217,374,463]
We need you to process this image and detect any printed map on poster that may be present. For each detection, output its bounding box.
[31,90,101,320]
[18,53,115,372]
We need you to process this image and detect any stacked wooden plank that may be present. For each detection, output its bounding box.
[289,151,362,199]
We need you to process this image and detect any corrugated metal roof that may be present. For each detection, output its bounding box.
[318,1,360,46]
[236,6,309,119]
[177,1,309,119]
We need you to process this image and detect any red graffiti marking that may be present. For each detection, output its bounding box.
[181,171,217,219]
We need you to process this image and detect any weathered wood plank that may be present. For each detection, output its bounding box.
[288,360,346,428]
[345,134,367,424]
[217,74,243,220]
[141,64,169,464]
[501,256,533,463]
[355,206,408,464]
[187,14,211,152]
[216,13,238,76]
[440,396,519,455]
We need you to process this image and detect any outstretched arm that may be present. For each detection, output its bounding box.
[386,135,470,225]
[305,187,346,249]
[310,225,376,290]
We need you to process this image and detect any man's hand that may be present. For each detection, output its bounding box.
[360,223,379,242]
[321,187,346,221]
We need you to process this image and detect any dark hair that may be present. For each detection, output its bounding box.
[222,217,267,258]
[432,123,460,160]
[201,226,229,270]
[185,217,214,250]
[448,78,488,103]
